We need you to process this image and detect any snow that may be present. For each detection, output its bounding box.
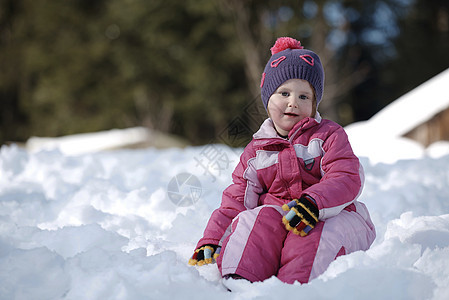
[1,134,449,299]
[26,127,152,155]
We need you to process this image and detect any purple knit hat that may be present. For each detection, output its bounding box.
[260,37,325,110]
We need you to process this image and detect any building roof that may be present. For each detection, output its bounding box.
[368,68,449,138]
[345,67,449,164]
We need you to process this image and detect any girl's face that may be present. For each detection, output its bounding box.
[267,79,315,137]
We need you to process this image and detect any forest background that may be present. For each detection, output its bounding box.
[1,0,449,146]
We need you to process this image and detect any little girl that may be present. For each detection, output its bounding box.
[188,37,376,284]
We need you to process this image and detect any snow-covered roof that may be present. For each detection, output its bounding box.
[345,67,449,164]
[368,67,449,138]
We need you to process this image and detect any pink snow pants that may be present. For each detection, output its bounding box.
[216,202,375,284]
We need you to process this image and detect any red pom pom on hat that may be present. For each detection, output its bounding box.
[270,37,304,55]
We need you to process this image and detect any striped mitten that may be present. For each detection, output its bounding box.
[282,196,319,236]
[188,244,221,266]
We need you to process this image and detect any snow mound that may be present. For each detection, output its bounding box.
[1,143,449,299]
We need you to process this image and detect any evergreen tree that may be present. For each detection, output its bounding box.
[1,0,448,145]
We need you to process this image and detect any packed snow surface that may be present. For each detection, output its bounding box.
[1,134,449,299]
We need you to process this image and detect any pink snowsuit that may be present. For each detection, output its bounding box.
[196,115,376,284]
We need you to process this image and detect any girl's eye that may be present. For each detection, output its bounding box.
[281,92,289,97]
[299,95,308,100]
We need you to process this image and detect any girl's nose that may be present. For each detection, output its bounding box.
[287,97,298,108]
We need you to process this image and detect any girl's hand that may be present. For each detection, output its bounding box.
[188,244,221,266]
[282,196,319,236]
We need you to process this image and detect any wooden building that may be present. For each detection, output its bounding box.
[404,106,449,147]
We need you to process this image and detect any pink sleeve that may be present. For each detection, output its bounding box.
[196,143,256,248]
[304,127,364,220]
